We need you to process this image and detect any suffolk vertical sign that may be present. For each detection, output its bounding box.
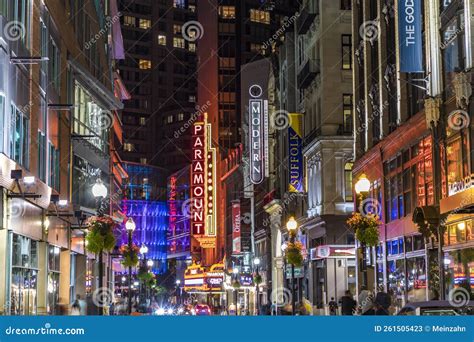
[398,0,423,72]
[288,113,304,193]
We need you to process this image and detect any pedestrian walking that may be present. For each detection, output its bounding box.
[358,286,374,315]
[328,297,338,315]
[340,290,356,315]
[70,298,81,316]
[374,286,391,315]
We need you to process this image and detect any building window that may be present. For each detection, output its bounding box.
[173,0,185,8]
[341,0,351,10]
[250,43,264,54]
[158,34,167,46]
[173,37,185,48]
[140,117,146,125]
[139,19,151,29]
[341,34,352,70]
[173,24,182,34]
[140,157,147,164]
[250,9,270,24]
[166,115,174,124]
[189,95,196,103]
[344,162,353,201]
[139,59,151,69]
[124,143,134,152]
[188,42,196,52]
[48,142,60,190]
[219,6,236,19]
[13,0,31,49]
[343,94,353,133]
[123,16,135,27]
[47,245,60,314]
[49,38,60,91]
[188,4,196,12]
[10,104,30,167]
[178,113,184,121]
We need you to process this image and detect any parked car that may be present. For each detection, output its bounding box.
[398,301,474,316]
[194,304,212,316]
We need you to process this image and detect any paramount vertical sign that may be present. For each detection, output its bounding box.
[398,0,423,72]
[191,122,206,235]
[191,113,217,246]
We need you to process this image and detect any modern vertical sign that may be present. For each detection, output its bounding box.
[231,201,241,255]
[398,0,424,72]
[249,84,266,184]
[288,113,304,193]
[191,121,206,235]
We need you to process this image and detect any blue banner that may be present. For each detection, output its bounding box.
[398,0,424,72]
[288,113,304,193]
[0,316,473,342]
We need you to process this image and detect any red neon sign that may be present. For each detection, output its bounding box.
[191,122,206,235]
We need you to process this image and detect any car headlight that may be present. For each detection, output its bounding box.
[167,308,174,315]
[155,308,165,315]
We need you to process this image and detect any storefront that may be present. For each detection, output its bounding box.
[184,263,225,312]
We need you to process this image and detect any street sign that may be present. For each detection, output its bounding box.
[285,266,303,279]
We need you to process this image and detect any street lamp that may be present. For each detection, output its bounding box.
[147,259,154,268]
[139,244,149,305]
[354,174,371,290]
[125,217,136,314]
[92,178,108,315]
[286,216,298,315]
[176,279,181,305]
[253,257,261,315]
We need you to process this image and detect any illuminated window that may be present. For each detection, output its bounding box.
[178,113,184,121]
[343,94,353,133]
[140,157,147,164]
[173,37,185,48]
[446,136,463,187]
[173,24,182,34]
[140,117,146,125]
[189,95,196,103]
[341,34,352,70]
[250,9,270,24]
[123,16,135,27]
[219,6,235,19]
[188,4,196,12]
[250,43,264,54]
[219,57,235,69]
[124,143,134,152]
[139,59,151,69]
[157,34,167,46]
[166,115,174,124]
[344,162,353,201]
[188,42,196,52]
[173,0,185,8]
[139,19,151,29]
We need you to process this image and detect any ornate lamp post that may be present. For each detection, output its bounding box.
[139,244,149,304]
[354,173,371,289]
[253,257,261,315]
[286,216,298,315]
[92,178,107,315]
[125,217,136,314]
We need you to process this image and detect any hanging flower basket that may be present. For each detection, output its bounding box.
[85,216,117,255]
[286,241,304,267]
[346,212,381,247]
[254,274,263,284]
[120,244,140,268]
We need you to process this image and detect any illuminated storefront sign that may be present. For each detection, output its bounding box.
[191,113,217,247]
[448,174,474,196]
[232,200,241,255]
[288,113,304,193]
[184,263,224,292]
[248,84,269,184]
